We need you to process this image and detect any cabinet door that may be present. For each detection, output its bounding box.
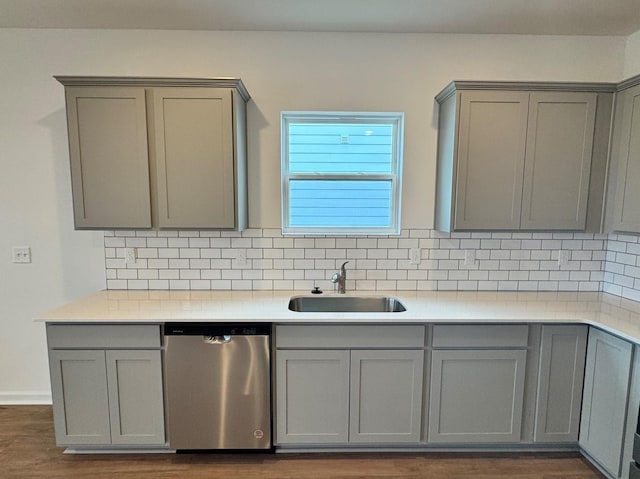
[521,92,596,229]
[49,350,111,445]
[276,350,350,444]
[150,87,236,229]
[580,328,633,478]
[611,84,640,232]
[106,350,165,445]
[454,91,529,230]
[534,325,587,443]
[65,87,151,229]
[429,349,526,443]
[349,350,424,443]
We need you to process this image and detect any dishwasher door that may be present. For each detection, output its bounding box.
[164,323,271,450]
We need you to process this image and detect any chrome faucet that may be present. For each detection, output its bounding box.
[331,261,349,294]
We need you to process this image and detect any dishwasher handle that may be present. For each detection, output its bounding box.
[203,335,232,344]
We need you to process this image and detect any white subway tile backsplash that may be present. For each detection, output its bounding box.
[100,228,640,298]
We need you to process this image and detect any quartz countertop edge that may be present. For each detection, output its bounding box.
[37,290,640,345]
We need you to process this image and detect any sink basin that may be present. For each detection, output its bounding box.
[288,295,406,313]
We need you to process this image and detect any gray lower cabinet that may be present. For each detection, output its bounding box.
[276,348,424,445]
[47,324,165,448]
[579,328,633,478]
[428,349,527,443]
[50,350,111,445]
[349,349,424,443]
[50,349,165,447]
[534,325,588,443]
[276,349,350,444]
[275,324,426,446]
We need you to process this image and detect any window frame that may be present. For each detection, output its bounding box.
[281,111,404,236]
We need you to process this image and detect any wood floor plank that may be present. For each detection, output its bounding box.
[0,406,605,478]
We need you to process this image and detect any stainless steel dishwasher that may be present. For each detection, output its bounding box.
[164,323,271,451]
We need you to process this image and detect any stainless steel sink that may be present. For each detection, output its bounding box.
[288,295,406,313]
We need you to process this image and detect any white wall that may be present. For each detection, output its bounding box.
[0,28,628,401]
[624,29,640,77]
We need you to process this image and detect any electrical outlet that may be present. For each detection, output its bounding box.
[409,248,421,265]
[237,249,248,266]
[558,250,570,267]
[464,249,476,266]
[12,246,31,263]
[124,247,137,265]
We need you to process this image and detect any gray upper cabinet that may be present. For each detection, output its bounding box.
[435,81,612,232]
[579,328,633,478]
[534,325,587,443]
[521,92,596,229]
[56,76,249,230]
[607,77,640,233]
[453,91,529,230]
[64,87,152,229]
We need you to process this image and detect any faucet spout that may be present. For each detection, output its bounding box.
[331,261,349,294]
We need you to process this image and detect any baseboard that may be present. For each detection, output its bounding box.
[0,392,52,405]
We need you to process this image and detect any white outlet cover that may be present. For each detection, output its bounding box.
[12,246,31,263]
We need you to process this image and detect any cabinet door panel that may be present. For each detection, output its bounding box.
[151,88,235,228]
[349,350,424,443]
[49,350,111,445]
[454,91,529,230]
[429,349,526,443]
[580,328,633,478]
[276,350,350,444]
[534,325,587,442]
[612,85,640,232]
[65,87,151,228]
[106,350,165,445]
[521,92,596,229]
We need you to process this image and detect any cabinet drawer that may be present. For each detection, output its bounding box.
[432,324,528,348]
[275,325,425,348]
[47,324,161,349]
[630,461,640,479]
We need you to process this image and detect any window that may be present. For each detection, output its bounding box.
[281,112,404,235]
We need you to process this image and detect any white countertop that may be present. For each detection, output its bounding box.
[38,290,640,344]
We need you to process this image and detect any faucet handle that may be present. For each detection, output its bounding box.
[330,272,340,283]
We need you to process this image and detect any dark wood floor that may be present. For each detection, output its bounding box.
[0,406,605,479]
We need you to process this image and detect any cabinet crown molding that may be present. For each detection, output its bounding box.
[54,76,250,101]
[617,74,640,92]
[435,80,616,103]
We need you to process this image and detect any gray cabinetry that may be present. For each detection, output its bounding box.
[428,324,528,443]
[349,349,424,443]
[534,325,587,443]
[580,328,633,478]
[56,76,249,230]
[521,93,597,229]
[47,324,165,448]
[275,325,425,446]
[63,87,151,229]
[435,82,612,232]
[607,77,640,233]
[276,349,350,444]
[49,350,111,445]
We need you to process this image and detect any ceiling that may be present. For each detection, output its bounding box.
[1,0,640,36]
